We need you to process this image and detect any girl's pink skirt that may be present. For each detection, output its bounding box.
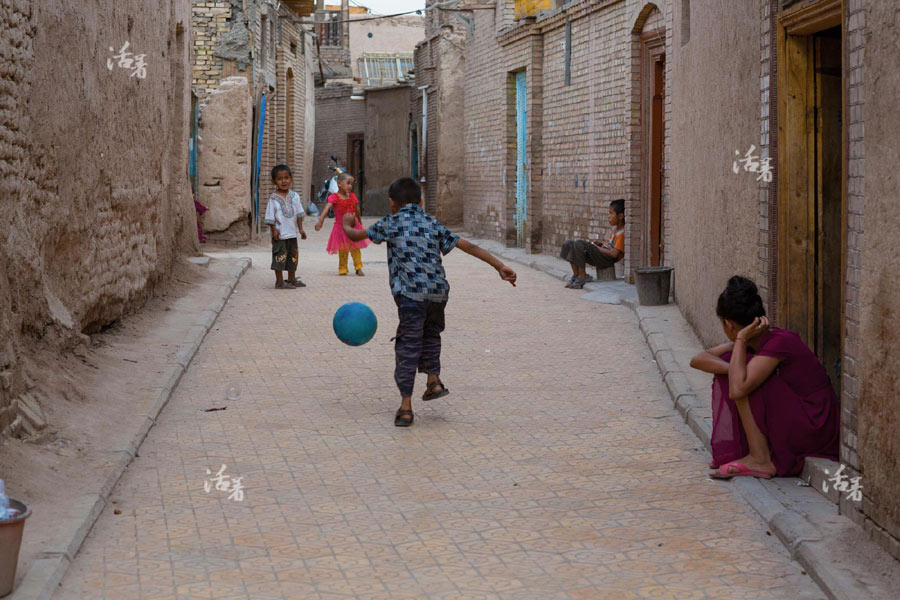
[326,219,370,254]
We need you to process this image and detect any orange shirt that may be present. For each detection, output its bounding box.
[605,227,625,258]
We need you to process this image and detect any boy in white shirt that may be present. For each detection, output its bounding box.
[264,165,307,289]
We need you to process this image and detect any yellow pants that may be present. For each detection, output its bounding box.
[338,249,363,274]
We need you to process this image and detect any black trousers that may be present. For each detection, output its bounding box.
[393,295,446,397]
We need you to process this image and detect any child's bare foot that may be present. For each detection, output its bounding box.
[356,269,365,276]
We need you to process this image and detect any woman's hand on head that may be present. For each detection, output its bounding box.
[737,317,769,342]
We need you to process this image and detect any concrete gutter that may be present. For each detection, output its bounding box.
[460,233,900,600]
[9,257,252,600]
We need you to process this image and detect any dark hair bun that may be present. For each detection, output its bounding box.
[716,275,765,326]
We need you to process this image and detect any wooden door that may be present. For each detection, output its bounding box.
[346,132,364,205]
[641,32,666,266]
[649,53,666,266]
[776,1,845,391]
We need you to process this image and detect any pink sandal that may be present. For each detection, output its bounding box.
[709,461,774,480]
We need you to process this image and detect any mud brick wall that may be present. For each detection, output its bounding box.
[257,9,316,221]
[856,0,900,559]
[413,28,466,225]
[0,0,196,437]
[195,0,315,231]
[363,86,412,217]
[667,0,760,346]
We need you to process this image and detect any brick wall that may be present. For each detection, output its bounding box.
[841,0,864,479]
[312,85,367,204]
[194,1,315,230]
[258,8,315,220]
[462,6,508,242]
[191,1,232,99]
[463,0,664,257]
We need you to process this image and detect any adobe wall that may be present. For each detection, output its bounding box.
[0,0,196,436]
[363,87,412,216]
[349,15,424,79]
[668,0,761,345]
[857,0,900,550]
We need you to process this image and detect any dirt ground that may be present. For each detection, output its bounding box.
[0,257,242,586]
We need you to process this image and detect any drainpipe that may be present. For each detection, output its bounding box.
[419,84,429,212]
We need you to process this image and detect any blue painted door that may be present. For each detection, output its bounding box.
[252,92,266,232]
[188,93,199,196]
[515,71,527,245]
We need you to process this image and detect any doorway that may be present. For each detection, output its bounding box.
[346,132,364,207]
[641,31,665,266]
[777,2,845,389]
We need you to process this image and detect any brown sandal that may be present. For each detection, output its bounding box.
[394,408,414,427]
[422,380,449,401]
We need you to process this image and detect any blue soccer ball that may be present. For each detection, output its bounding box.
[333,302,378,347]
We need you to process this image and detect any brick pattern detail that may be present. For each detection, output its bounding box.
[841,0,865,498]
[191,1,233,99]
[623,2,673,281]
[413,37,439,216]
[311,85,367,204]
[192,1,315,229]
[258,11,314,220]
[464,0,670,262]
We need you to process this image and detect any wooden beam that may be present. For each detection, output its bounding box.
[781,0,842,35]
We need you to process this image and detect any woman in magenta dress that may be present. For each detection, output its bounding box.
[314,172,369,275]
[690,276,840,478]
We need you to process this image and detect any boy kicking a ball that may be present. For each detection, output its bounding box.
[342,177,517,427]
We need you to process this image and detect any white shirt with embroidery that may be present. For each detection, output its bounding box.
[264,191,305,239]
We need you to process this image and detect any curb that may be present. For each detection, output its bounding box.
[10,257,252,600]
[620,298,870,600]
[463,237,868,600]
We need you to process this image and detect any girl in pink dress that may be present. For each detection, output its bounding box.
[314,173,370,275]
[690,276,840,478]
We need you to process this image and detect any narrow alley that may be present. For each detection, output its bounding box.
[53,226,822,599]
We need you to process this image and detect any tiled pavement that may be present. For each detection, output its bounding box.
[55,222,825,599]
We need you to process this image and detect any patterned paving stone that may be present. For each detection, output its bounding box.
[55,223,825,599]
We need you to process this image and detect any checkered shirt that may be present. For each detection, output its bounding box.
[366,204,460,302]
